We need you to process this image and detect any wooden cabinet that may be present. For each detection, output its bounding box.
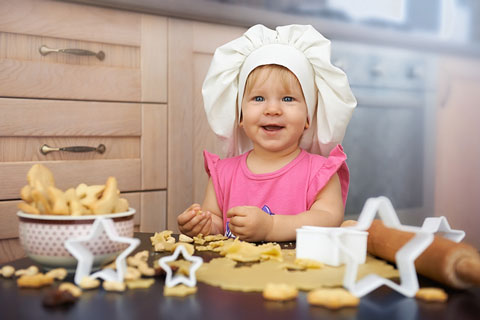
[0,0,166,102]
[167,19,245,230]
[434,55,480,248]
[0,0,168,263]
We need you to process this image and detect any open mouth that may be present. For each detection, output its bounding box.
[262,125,284,131]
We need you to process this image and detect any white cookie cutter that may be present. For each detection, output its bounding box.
[296,196,465,298]
[158,245,203,287]
[65,217,140,285]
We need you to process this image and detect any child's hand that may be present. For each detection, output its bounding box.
[177,203,213,237]
[226,206,273,242]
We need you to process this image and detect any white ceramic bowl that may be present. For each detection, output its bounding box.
[17,208,135,271]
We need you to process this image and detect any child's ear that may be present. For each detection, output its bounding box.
[304,119,310,130]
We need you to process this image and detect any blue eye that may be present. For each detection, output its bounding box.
[254,96,264,102]
[282,96,293,102]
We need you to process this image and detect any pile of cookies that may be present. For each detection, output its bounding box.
[0,250,162,307]
[18,164,129,215]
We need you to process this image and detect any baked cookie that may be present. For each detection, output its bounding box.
[415,287,448,302]
[262,283,298,301]
[307,288,359,309]
[163,284,197,297]
[17,274,54,288]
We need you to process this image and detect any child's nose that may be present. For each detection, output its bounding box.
[264,100,282,115]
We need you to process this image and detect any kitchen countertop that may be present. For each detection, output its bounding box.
[62,0,480,58]
[1,233,480,320]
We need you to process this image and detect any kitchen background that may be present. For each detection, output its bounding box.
[0,0,479,263]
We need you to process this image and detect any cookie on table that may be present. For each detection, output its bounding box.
[164,284,197,297]
[262,283,298,301]
[415,287,448,302]
[307,288,359,309]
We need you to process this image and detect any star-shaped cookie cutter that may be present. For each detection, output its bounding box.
[342,196,465,298]
[64,216,140,285]
[158,245,203,287]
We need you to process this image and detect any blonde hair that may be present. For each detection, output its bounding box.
[243,64,305,100]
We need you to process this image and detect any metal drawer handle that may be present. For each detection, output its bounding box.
[39,45,105,61]
[40,144,106,155]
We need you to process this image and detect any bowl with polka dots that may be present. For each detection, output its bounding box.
[17,208,135,271]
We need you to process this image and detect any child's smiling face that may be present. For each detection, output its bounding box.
[240,65,309,154]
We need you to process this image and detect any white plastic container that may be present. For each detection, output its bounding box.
[296,226,368,267]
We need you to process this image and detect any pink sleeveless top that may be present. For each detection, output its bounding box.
[204,145,349,232]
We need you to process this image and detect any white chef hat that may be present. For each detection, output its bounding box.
[202,24,357,157]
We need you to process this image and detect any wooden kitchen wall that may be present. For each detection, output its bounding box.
[167,19,245,230]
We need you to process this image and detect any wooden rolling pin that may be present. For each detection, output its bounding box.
[367,219,480,289]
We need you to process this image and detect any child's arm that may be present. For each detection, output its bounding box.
[227,173,344,242]
[201,178,224,235]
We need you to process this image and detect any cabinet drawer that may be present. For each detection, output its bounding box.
[0,0,167,103]
[0,98,167,199]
